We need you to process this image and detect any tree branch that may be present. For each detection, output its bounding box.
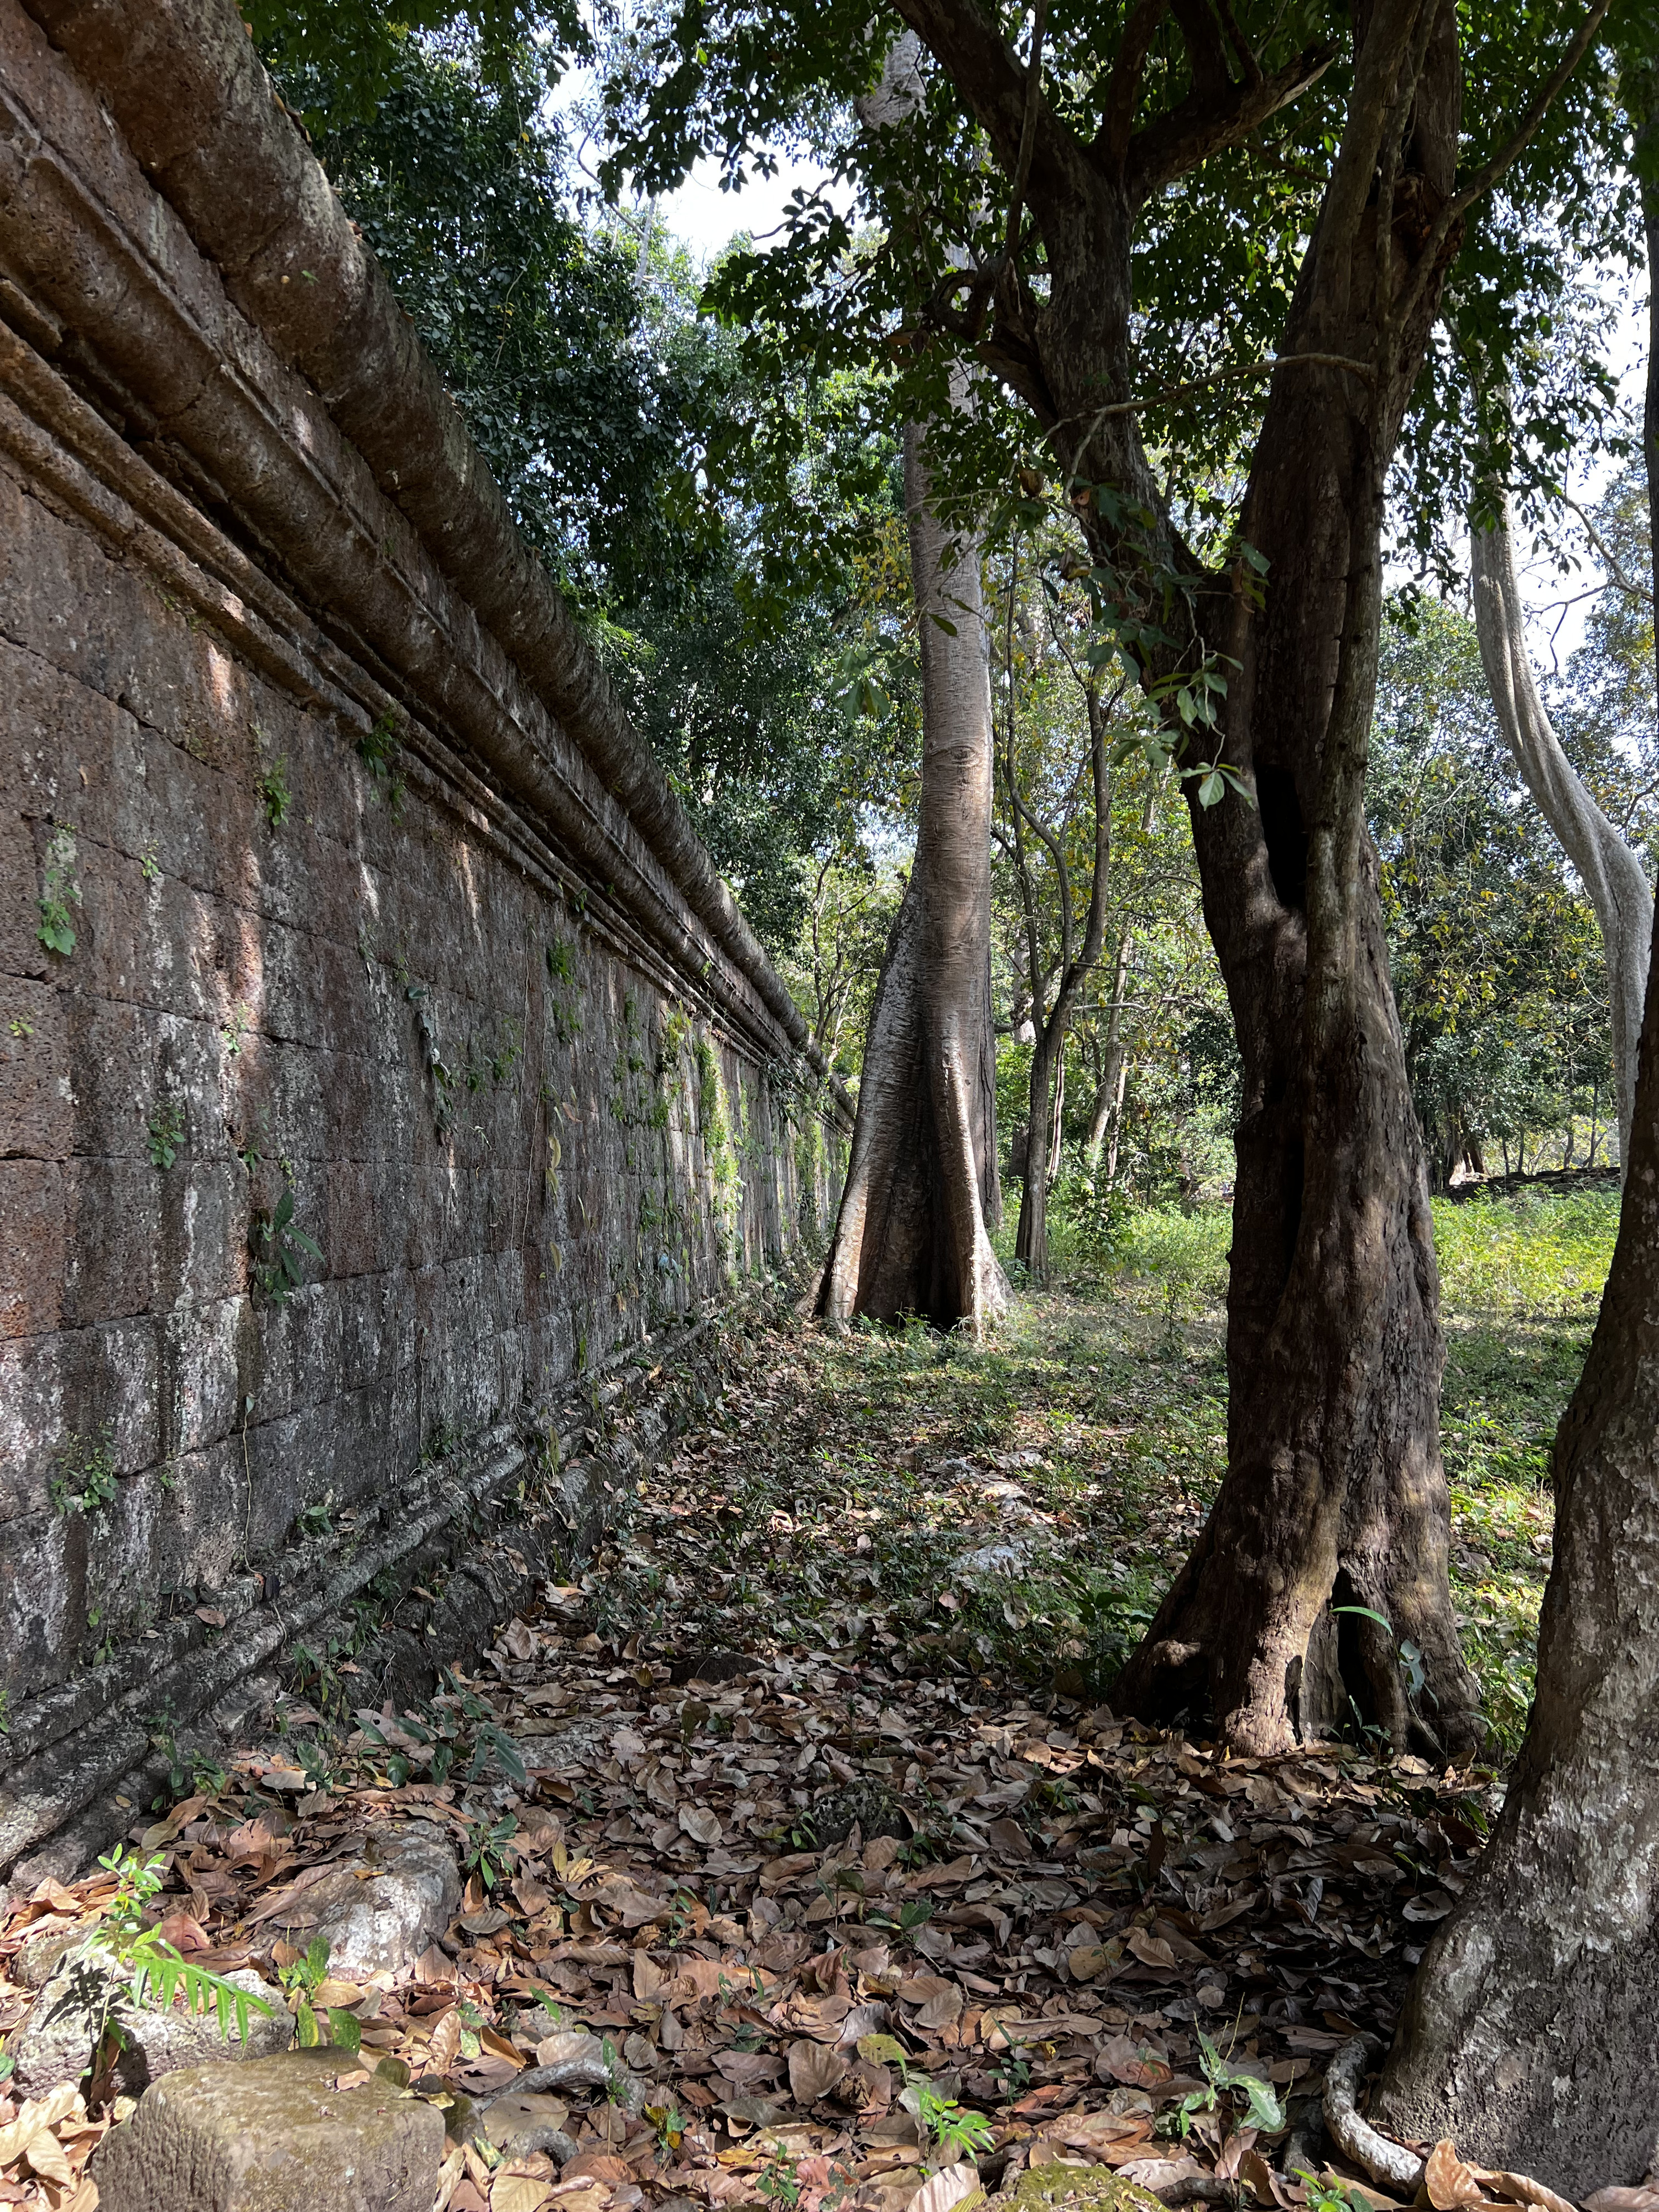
[1124,39,1335,201]
[1399,0,1613,335]
[886,0,1094,220]
[1099,0,1172,174]
[1003,0,1049,259]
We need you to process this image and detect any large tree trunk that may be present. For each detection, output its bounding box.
[817,419,1008,1331]
[1105,1,1481,1755]
[886,0,1487,1746]
[1369,70,1659,2193]
[1470,498,1652,1170]
[1371,859,1659,2195]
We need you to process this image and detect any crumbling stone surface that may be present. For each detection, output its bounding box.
[12,1947,290,2095]
[0,0,847,1890]
[91,2047,446,2212]
[263,1823,461,1979]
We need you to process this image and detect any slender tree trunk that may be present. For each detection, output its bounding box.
[1109,0,1481,1755]
[817,419,1009,1331]
[1470,498,1652,1171]
[1103,1054,1129,1186]
[1014,685,1113,1284]
[1084,933,1133,1178]
[1017,1029,1057,1283]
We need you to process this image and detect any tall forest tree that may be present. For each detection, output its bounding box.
[817,35,1008,1331]
[1470,492,1652,1168]
[611,0,1611,1752]
[1369,32,1659,2187]
[994,557,1120,1284]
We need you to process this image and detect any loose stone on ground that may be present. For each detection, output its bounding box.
[11,1948,289,2096]
[92,2047,447,2212]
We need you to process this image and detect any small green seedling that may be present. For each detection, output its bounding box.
[757,2143,802,2209]
[1297,2173,1375,2212]
[461,1813,519,1893]
[277,1934,361,2052]
[898,2063,995,2163]
[1175,2027,1284,2138]
[84,1848,275,2060]
[1333,1604,1428,1701]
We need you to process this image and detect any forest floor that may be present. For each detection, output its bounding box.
[0,1187,1619,2212]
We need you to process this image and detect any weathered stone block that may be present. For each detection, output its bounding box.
[264,1823,461,1980]
[13,1947,290,2095]
[0,1159,65,1338]
[92,2047,446,2212]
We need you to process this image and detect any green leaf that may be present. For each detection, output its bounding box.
[1332,1604,1394,1636]
[328,2007,363,2053]
[1236,2073,1285,2131]
[1197,770,1224,807]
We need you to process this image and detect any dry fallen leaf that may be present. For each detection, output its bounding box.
[492,2176,554,2212]
[908,2163,983,2212]
[1124,1928,1177,1970]
[789,2041,850,2105]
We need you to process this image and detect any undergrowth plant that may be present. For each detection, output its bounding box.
[897,2062,995,2164]
[79,1848,275,2072]
[38,827,80,957]
[1172,2028,1284,2138]
[277,1934,359,2052]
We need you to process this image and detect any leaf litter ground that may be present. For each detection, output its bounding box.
[0,1289,1563,2212]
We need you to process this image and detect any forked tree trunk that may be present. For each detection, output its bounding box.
[817,419,1008,1331]
[1106,0,1481,1755]
[1371,72,1659,2192]
[1470,497,1652,1170]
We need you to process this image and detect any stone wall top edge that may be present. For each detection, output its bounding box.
[6,0,853,1127]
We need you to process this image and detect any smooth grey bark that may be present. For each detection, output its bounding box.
[817,418,1009,1331]
[1008,675,1113,1285]
[1470,498,1652,1170]
[819,39,1007,1331]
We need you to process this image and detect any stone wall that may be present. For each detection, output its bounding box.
[0,0,846,1885]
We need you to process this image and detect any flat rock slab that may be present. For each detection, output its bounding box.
[93,2047,446,2212]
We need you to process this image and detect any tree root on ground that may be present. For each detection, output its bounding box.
[1324,2037,1427,2194]
[474,2039,646,2167]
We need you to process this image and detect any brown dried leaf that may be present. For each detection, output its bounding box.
[787,2041,849,2105]
[1124,1928,1176,1970]
[1426,2141,1489,2210]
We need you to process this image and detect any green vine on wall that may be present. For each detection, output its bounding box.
[252,1180,322,1303]
[38,826,80,956]
[357,708,405,816]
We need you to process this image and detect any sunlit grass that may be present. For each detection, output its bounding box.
[1431,1187,1619,1316]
